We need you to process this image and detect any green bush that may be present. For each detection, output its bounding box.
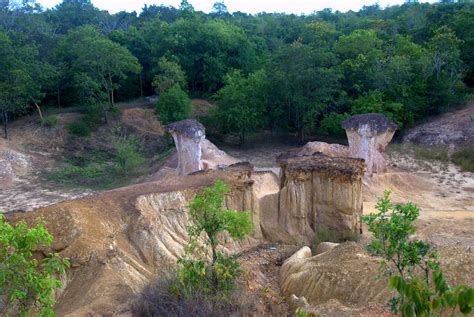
[67,104,104,136]
[178,180,253,296]
[42,115,59,127]
[452,147,474,172]
[362,191,474,316]
[67,120,93,136]
[156,84,192,125]
[318,112,350,137]
[0,215,69,316]
[114,136,145,175]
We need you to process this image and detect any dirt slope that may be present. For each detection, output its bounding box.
[403,100,474,146]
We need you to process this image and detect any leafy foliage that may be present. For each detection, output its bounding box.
[362,191,474,316]
[0,215,69,317]
[1,1,474,141]
[152,57,187,95]
[114,135,145,175]
[155,84,191,125]
[178,180,253,295]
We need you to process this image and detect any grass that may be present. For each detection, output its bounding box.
[312,225,360,254]
[45,138,147,190]
[452,146,474,172]
[131,273,255,317]
[414,146,449,162]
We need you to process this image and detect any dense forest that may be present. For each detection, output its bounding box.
[0,0,473,142]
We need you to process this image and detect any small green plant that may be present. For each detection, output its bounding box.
[42,115,59,127]
[362,191,473,316]
[452,146,474,172]
[67,120,92,136]
[0,215,69,317]
[114,136,145,176]
[178,180,253,296]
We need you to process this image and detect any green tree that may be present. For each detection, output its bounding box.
[155,84,191,124]
[213,69,267,144]
[152,57,187,95]
[267,42,341,141]
[0,31,32,139]
[114,136,145,176]
[0,215,69,316]
[362,191,474,316]
[351,91,406,128]
[178,180,253,294]
[58,26,141,112]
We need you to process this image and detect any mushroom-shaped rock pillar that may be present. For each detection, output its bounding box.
[342,113,398,176]
[166,119,205,175]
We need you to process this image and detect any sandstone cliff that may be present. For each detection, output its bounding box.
[7,153,366,315]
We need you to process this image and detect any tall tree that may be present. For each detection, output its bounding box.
[0,31,32,138]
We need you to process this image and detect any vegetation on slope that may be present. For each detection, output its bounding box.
[0,0,473,142]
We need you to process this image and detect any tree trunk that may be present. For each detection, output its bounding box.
[101,104,108,125]
[35,103,44,124]
[140,73,144,98]
[2,110,8,139]
[297,123,305,144]
[57,86,61,107]
[109,73,114,108]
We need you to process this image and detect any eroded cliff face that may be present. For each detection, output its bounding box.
[261,154,365,243]
[7,154,366,316]
[280,243,391,315]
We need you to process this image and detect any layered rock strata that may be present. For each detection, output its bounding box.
[268,153,365,243]
[7,154,366,315]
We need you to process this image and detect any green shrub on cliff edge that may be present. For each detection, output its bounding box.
[0,214,69,317]
[178,180,254,295]
[362,191,473,316]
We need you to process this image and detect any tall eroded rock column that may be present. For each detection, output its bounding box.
[166,119,205,175]
[274,153,365,243]
[342,113,398,176]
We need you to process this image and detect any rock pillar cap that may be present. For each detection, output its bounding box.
[165,119,205,139]
[342,113,398,133]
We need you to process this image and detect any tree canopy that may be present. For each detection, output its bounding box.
[1,0,473,140]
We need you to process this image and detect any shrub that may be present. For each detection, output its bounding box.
[452,146,474,172]
[114,136,145,176]
[156,84,191,125]
[131,273,254,317]
[318,112,350,137]
[67,104,104,136]
[178,180,253,295]
[0,215,69,317]
[42,115,59,127]
[362,191,474,316]
[67,120,92,136]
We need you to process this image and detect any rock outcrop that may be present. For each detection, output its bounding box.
[280,243,391,314]
[268,153,365,243]
[342,113,398,175]
[7,164,258,316]
[6,153,367,315]
[298,141,349,158]
[166,119,240,175]
[166,119,206,175]
[0,145,30,190]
